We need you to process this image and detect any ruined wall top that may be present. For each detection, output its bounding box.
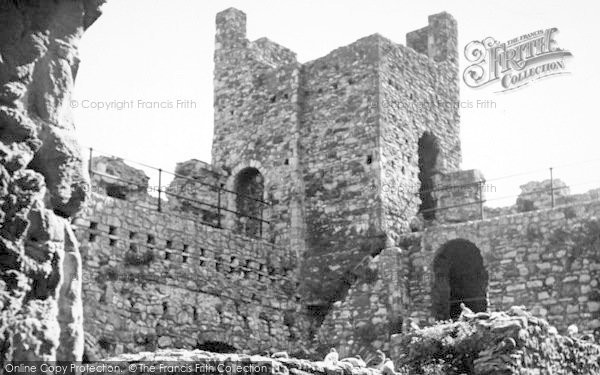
[215,7,457,67]
[406,12,458,65]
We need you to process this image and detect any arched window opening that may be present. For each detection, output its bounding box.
[418,132,440,221]
[195,341,237,353]
[234,167,264,237]
[432,239,488,321]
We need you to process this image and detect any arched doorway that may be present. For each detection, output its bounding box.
[418,132,440,221]
[234,167,264,237]
[432,239,488,320]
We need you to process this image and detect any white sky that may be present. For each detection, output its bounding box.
[73,0,600,207]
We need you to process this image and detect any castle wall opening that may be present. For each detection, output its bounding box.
[195,341,237,353]
[432,239,488,320]
[234,167,264,237]
[418,132,440,220]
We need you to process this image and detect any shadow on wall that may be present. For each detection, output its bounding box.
[418,132,441,221]
[432,239,488,320]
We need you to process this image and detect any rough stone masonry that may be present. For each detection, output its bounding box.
[0,0,105,363]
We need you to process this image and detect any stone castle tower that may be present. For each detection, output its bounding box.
[212,8,461,306]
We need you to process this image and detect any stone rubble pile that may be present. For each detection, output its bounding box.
[93,350,382,375]
[92,306,600,375]
[391,306,600,374]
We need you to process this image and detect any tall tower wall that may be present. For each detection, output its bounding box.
[298,36,386,304]
[379,12,461,241]
[212,8,304,253]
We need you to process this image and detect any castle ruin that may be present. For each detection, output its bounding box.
[72,8,600,360]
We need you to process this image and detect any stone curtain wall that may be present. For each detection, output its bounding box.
[379,14,461,242]
[316,199,600,354]
[407,199,600,334]
[0,0,104,362]
[74,192,309,358]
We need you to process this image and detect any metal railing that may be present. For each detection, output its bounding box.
[86,147,271,239]
[412,158,600,221]
[86,146,600,232]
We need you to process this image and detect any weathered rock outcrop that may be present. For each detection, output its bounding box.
[0,0,104,363]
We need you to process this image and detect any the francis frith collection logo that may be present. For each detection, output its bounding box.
[463,28,573,92]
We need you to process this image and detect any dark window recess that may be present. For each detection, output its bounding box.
[106,184,127,200]
[109,239,117,247]
[162,302,168,314]
[147,235,155,245]
[88,233,97,242]
[109,226,116,235]
[89,222,98,230]
[164,251,170,260]
[182,244,188,263]
[366,155,373,165]
[129,243,137,252]
[284,158,289,165]
[129,231,136,240]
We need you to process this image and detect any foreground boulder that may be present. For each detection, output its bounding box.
[0,0,104,363]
